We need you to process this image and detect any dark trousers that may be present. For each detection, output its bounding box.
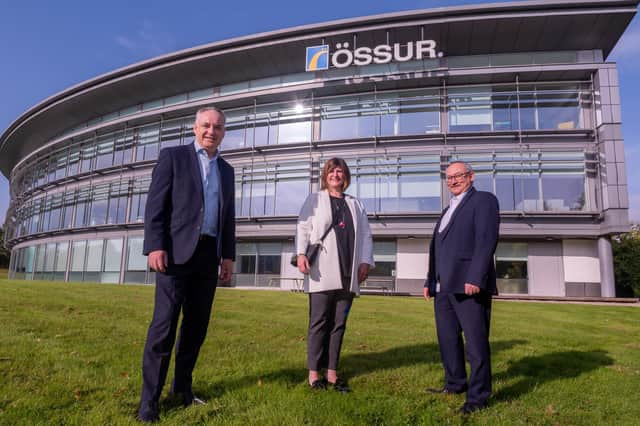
[140,238,218,403]
[307,287,354,371]
[434,292,492,405]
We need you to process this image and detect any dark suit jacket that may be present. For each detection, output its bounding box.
[143,143,235,265]
[426,187,500,295]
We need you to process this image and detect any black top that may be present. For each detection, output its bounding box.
[330,195,355,280]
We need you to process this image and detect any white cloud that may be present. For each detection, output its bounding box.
[115,35,137,50]
[114,19,176,58]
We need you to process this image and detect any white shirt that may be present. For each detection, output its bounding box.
[438,189,469,233]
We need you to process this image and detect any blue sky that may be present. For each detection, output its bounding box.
[1,0,639,224]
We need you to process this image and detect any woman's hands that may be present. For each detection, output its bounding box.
[357,263,370,284]
[297,255,310,274]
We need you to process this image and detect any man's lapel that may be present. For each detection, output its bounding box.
[188,144,204,203]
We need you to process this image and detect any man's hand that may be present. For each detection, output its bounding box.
[148,250,168,273]
[464,283,480,296]
[219,258,233,282]
[357,263,370,284]
[423,287,431,301]
[297,255,310,274]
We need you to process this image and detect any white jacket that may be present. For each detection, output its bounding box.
[295,190,374,295]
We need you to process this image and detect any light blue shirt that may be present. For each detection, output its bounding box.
[194,141,220,237]
[438,189,469,233]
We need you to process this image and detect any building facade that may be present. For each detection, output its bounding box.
[1,0,635,297]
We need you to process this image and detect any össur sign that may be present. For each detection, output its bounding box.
[305,40,443,72]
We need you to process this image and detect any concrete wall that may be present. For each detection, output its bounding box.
[395,238,429,294]
[562,240,600,283]
[562,239,602,297]
[528,241,565,297]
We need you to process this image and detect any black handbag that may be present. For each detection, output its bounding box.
[291,224,334,268]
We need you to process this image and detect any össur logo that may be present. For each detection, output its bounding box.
[306,45,330,71]
[305,40,443,71]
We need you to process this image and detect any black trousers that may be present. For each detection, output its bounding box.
[140,238,218,403]
[307,286,354,371]
[434,292,492,405]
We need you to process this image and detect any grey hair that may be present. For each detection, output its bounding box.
[448,161,474,173]
[195,106,226,124]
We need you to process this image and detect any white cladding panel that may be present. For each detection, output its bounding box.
[396,238,429,279]
[562,240,600,283]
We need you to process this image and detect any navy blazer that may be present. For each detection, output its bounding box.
[143,143,236,265]
[426,187,500,295]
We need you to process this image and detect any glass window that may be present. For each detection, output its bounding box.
[347,156,440,213]
[220,81,248,96]
[320,95,378,140]
[235,243,257,286]
[276,106,312,144]
[239,255,256,274]
[67,149,80,176]
[113,131,135,165]
[54,152,67,180]
[536,84,581,130]
[22,246,35,279]
[256,243,282,287]
[447,55,490,68]
[90,187,108,226]
[75,189,90,227]
[495,242,528,294]
[84,239,103,282]
[44,243,56,275]
[95,135,115,169]
[80,143,96,173]
[369,241,396,277]
[102,238,122,283]
[62,193,75,229]
[164,93,187,106]
[275,179,309,216]
[160,120,184,150]
[380,90,440,136]
[542,174,585,211]
[188,88,212,100]
[54,242,68,281]
[142,99,163,111]
[33,244,45,280]
[224,109,249,150]
[448,87,492,132]
[135,125,160,162]
[125,237,147,284]
[70,240,87,281]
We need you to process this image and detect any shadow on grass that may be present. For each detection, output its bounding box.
[493,349,614,401]
[198,339,527,399]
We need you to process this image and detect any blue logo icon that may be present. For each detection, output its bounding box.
[306,45,329,71]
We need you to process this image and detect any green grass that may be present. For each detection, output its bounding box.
[0,280,638,425]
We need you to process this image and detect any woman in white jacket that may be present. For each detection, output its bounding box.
[295,157,374,393]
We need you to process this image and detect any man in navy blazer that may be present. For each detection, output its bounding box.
[423,161,499,415]
[137,106,235,423]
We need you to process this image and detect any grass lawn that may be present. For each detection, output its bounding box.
[0,280,638,425]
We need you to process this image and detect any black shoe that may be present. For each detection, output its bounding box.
[309,379,327,390]
[136,400,159,423]
[329,378,351,393]
[168,391,206,407]
[425,386,466,395]
[458,402,486,415]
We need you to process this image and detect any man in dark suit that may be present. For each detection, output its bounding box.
[423,161,499,415]
[136,106,235,423]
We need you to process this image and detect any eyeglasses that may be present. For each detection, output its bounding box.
[445,172,470,182]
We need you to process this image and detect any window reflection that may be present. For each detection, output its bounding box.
[495,243,528,294]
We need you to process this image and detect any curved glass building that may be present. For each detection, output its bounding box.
[1,0,636,297]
